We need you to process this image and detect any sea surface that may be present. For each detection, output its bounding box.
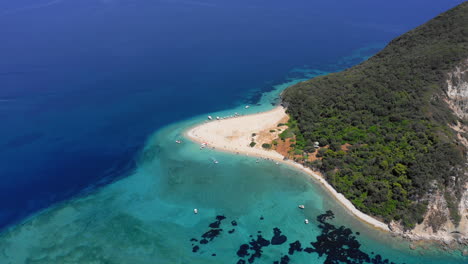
[0,0,466,263]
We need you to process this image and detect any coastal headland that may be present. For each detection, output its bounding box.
[185,106,391,232]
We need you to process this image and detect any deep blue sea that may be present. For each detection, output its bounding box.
[0,1,466,263]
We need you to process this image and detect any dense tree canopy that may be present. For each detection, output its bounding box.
[282,3,468,228]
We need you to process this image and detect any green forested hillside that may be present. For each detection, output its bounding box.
[282,3,468,228]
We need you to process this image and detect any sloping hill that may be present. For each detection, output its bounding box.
[282,2,468,230]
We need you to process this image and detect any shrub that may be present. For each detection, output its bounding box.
[262,143,271,149]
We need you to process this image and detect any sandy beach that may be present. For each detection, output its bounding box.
[185,106,390,232]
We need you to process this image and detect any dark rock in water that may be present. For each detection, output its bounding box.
[211,253,216,256]
[209,222,221,228]
[216,215,226,221]
[271,227,287,245]
[279,255,290,264]
[209,215,226,228]
[316,210,334,223]
[256,235,270,247]
[202,229,222,241]
[310,211,395,264]
[311,225,370,264]
[288,240,303,255]
[246,235,271,263]
[371,254,385,264]
[192,210,397,264]
[237,244,250,257]
[192,245,200,253]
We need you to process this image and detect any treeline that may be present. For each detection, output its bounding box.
[282,3,468,228]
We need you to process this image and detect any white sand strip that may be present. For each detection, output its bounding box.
[185,106,390,232]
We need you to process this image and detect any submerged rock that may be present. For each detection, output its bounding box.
[273,255,290,264]
[247,235,270,263]
[271,227,287,245]
[192,245,199,253]
[202,229,222,241]
[209,215,226,228]
[236,244,250,257]
[288,240,303,255]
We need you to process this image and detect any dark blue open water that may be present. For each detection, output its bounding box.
[0,2,466,262]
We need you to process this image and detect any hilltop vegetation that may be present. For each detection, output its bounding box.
[282,3,468,228]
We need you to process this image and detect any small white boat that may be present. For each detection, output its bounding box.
[194,208,198,214]
[245,105,250,109]
[211,158,219,164]
[208,115,213,120]
[175,140,182,144]
[304,219,309,224]
[298,205,305,209]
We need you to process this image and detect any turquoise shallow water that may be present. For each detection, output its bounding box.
[0,77,466,264]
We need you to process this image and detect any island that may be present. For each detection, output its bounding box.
[187,2,467,247]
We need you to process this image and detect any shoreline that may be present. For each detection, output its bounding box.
[185,106,391,232]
